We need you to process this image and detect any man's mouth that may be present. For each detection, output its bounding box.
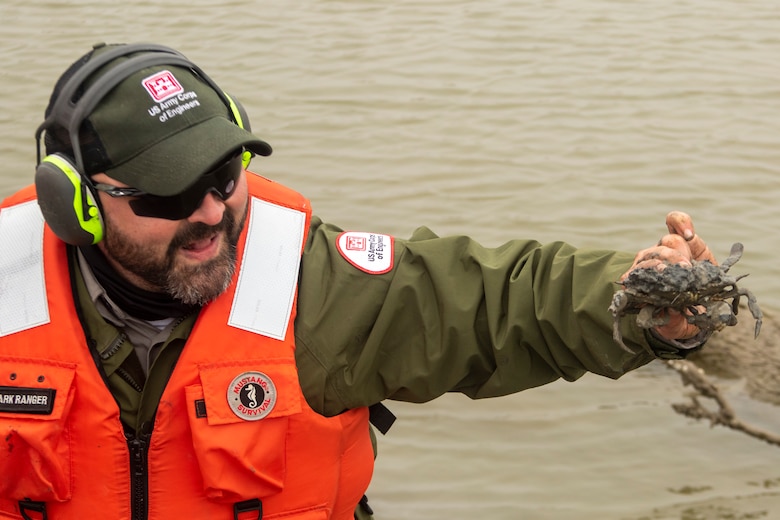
[183,234,218,252]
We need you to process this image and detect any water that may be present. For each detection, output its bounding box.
[1,1,779,518]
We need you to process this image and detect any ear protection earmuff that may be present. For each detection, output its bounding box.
[35,154,105,246]
[34,43,252,246]
[223,92,254,170]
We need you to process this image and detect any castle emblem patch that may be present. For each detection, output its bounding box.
[336,231,394,274]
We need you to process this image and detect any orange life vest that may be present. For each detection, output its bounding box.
[0,173,374,520]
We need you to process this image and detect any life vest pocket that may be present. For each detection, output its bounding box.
[185,359,303,502]
[0,357,77,502]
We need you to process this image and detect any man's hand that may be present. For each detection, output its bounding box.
[621,211,717,342]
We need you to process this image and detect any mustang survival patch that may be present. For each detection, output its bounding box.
[0,386,56,415]
[336,231,394,274]
[227,372,277,421]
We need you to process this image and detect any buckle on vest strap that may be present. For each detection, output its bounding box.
[233,498,262,520]
[18,499,47,520]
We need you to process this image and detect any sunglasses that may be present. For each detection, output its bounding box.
[94,151,243,220]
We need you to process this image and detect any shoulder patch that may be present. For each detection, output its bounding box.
[336,231,394,274]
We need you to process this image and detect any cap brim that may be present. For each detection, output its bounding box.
[105,116,272,196]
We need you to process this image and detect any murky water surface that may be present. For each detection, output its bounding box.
[1,1,779,518]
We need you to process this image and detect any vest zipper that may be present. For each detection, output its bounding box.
[126,430,150,520]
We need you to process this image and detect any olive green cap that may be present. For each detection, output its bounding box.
[41,43,272,196]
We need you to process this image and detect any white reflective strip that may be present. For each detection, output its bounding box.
[0,201,50,337]
[228,197,305,340]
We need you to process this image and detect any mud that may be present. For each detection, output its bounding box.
[690,304,780,406]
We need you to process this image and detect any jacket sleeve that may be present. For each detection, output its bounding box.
[293,217,663,417]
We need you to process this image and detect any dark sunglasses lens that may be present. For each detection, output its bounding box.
[129,195,200,220]
[128,154,243,220]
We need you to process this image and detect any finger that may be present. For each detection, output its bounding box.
[621,247,692,281]
[631,244,692,268]
[653,308,701,340]
[619,259,664,281]
[665,210,717,264]
[666,211,695,241]
[626,254,691,273]
[687,235,717,264]
[657,234,693,260]
[626,246,657,273]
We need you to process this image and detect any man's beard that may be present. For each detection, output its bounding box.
[102,210,246,306]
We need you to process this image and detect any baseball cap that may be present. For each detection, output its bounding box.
[40,43,272,196]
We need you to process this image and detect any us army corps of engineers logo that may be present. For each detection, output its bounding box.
[227,372,277,421]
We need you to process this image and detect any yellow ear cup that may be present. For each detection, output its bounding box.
[35,154,104,245]
[241,150,252,170]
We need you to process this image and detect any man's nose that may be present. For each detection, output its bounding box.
[187,190,225,225]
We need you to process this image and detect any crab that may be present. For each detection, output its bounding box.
[609,242,762,353]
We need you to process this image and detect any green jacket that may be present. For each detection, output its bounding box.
[294,217,667,417]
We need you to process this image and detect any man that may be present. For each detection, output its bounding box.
[0,43,715,520]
